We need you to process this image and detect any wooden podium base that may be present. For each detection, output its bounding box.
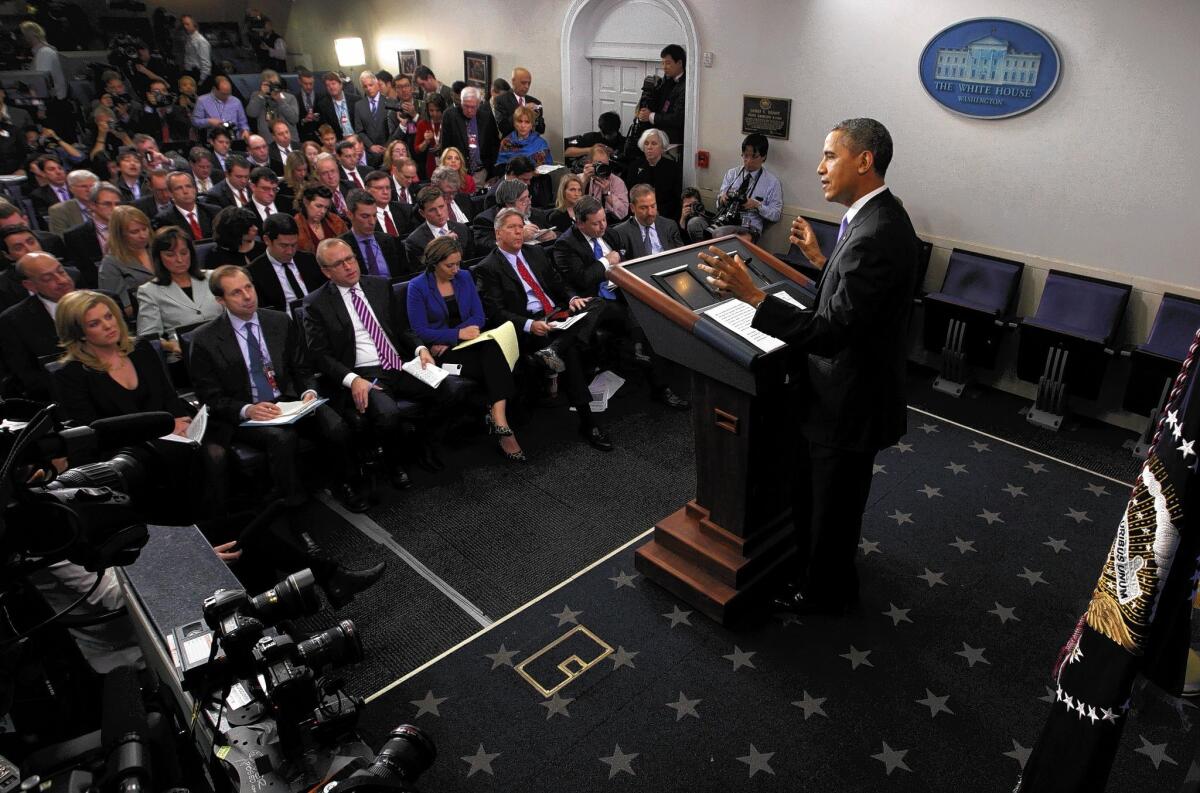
[634,501,795,625]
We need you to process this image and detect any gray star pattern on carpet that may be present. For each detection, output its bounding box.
[462,745,500,777]
[889,509,913,525]
[955,643,990,667]
[840,645,873,669]
[1002,483,1028,497]
[945,461,968,475]
[918,484,943,498]
[410,690,447,717]
[484,644,519,669]
[610,645,638,670]
[978,509,1004,525]
[1134,736,1177,770]
[662,605,692,628]
[917,422,939,433]
[969,440,991,452]
[873,463,887,475]
[723,646,756,671]
[882,603,912,626]
[666,691,701,721]
[1003,740,1031,769]
[1043,537,1070,553]
[599,745,638,778]
[893,441,914,453]
[988,602,1020,623]
[917,568,947,587]
[949,536,977,554]
[551,604,582,626]
[608,570,637,589]
[915,689,953,717]
[736,744,775,778]
[1064,507,1093,524]
[1085,482,1110,497]
[1025,460,1047,473]
[859,537,881,555]
[792,690,827,720]
[1018,567,1048,586]
[871,741,911,775]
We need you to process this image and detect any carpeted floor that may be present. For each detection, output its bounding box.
[354,404,1194,792]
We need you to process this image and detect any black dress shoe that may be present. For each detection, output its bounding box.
[653,387,691,410]
[389,465,412,489]
[333,483,369,513]
[579,424,613,452]
[770,590,857,617]
[323,561,387,608]
[297,531,324,557]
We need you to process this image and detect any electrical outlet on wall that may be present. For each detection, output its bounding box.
[702,51,714,67]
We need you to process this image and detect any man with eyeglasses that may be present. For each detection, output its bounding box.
[62,183,122,287]
[248,166,281,227]
[696,133,783,243]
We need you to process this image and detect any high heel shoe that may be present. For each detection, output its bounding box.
[496,440,528,463]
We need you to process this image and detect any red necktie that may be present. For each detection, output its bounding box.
[382,211,398,237]
[350,170,363,189]
[398,186,408,204]
[186,210,203,239]
[334,190,348,216]
[518,95,525,107]
[514,254,554,315]
[161,120,170,142]
[237,189,249,206]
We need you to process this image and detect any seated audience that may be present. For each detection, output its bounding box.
[0,252,76,400]
[336,139,370,190]
[29,154,70,217]
[246,167,283,226]
[382,140,412,172]
[207,206,265,268]
[205,156,254,210]
[472,179,553,252]
[97,205,155,319]
[580,144,629,223]
[191,75,250,139]
[611,183,686,258]
[475,208,613,450]
[565,112,625,160]
[552,196,624,298]
[547,174,585,233]
[313,153,352,219]
[679,186,710,242]
[176,75,199,115]
[246,134,272,169]
[295,184,347,253]
[389,157,420,207]
[627,128,682,224]
[340,189,411,280]
[48,169,98,236]
[429,165,476,223]
[246,70,300,140]
[131,168,174,221]
[153,171,217,240]
[188,147,217,194]
[318,124,339,156]
[301,140,322,170]
[86,106,134,164]
[248,213,326,314]
[135,226,223,344]
[207,127,234,176]
[0,201,67,261]
[405,185,474,264]
[408,236,525,461]
[496,106,552,169]
[493,67,545,138]
[701,133,783,243]
[277,151,311,212]
[413,94,446,178]
[113,147,146,203]
[441,86,499,183]
[63,183,122,288]
[363,170,413,238]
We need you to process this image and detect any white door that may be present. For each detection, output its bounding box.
[591,58,662,135]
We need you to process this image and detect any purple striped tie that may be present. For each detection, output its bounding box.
[349,287,404,370]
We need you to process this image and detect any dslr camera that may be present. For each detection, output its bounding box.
[146,89,177,109]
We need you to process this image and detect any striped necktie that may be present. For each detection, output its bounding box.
[348,286,403,370]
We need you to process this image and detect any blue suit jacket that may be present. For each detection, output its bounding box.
[406,269,487,346]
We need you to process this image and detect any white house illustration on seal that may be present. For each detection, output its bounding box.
[935,34,1042,86]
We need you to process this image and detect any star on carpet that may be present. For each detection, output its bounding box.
[889,509,913,525]
[917,568,947,587]
[1134,736,1177,770]
[873,463,886,475]
[882,603,912,626]
[859,537,881,555]
[871,741,911,775]
[955,642,990,667]
[917,484,943,498]
[608,570,638,589]
[410,690,447,718]
[666,691,701,721]
[599,745,638,778]
[610,645,638,670]
[484,644,520,669]
[945,461,968,475]
[977,509,1004,525]
[551,605,582,626]
[540,692,573,719]
[918,422,940,434]
[1039,685,1057,704]
[1002,483,1027,498]
[1064,508,1093,524]
[988,602,1020,624]
[915,689,953,718]
[1003,740,1031,769]
[1024,461,1047,474]
[1043,537,1070,553]
[462,745,500,777]
[1180,439,1197,460]
[724,646,756,671]
[1084,482,1110,497]
[792,690,828,720]
[1018,567,1048,586]
[969,440,991,452]
[892,441,914,453]
[736,744,775,778]
[840,645,873,670]
[663,605,693,628]
[949,536,977,554]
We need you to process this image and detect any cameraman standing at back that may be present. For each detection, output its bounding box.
[635,44,686,150]
[247,69,300,141]
[135,79,191,143]
[692,133,782,243]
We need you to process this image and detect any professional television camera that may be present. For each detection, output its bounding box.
[622,74,662,160]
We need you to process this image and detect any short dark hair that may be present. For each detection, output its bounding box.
[681,186,703,205]
[116,146,140,163]
[0,224,34,253]
[574,196,604,223]
[212,206,259,250]
[741,134,769,159]
[831,117,893,178]
[335,139,357,156]
[425,93,446,112]
[416,185,443,210]
[491,77,511,94]
[598,112,621,135]
[322,71,340,84]
[345,188,375,214]
[505,156,535,177]
[450,80,466,95]
[208,127,231,144]
[34,153,62,170]
[661,44,686,67]
[375,70,393,84]
[150,226,201,285]
[226,155,251,174]
[187,146,210,164]
[301,184,334,205]
[364,169,390,186]
[296,67,313,79]
[208,264,249,298]
[263,213,299,239]
[250,166,278,184]
[413,66,435,81]
[629,183,656,204]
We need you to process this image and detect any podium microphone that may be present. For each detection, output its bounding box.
[101,665,152,793]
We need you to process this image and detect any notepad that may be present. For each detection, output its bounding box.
[241,398,327,426]
[402,358,448,388]
[160,405,208,444]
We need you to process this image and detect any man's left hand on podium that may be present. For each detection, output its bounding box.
[698,247,767,308]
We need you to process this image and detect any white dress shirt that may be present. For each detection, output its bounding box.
[498,247,545,333]
[267,251,308,308]
[184,31,212,81]
[336,283,382,384]
[39,295,58,318]
[635,221,662,254]
[449,199,469,224]
[227,310,280,413]
[841,184,890,229]
[253,200,277,222]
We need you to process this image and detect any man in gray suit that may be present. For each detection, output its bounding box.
[610,184,685,260]
[48,170,98,236]
[353,71,394,157]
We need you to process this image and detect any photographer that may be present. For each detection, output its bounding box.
[135,80,191,143]
[694,133,782,243]
[86,107,134,167]
[635,44,686,147]
[387,73,423,151]
[679,186,712,242]
[579,144,629,223]
[192,76,250,141]
[247,69,300,141]
[128,41,175,99]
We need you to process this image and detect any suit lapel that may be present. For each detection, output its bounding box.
[214,314,251,390]
[261,313,287,372]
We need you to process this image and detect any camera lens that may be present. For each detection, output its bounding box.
[355,724,436,784]
[249,568,320,623]
[295,619,362,670]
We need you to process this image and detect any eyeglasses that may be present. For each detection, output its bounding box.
[320,255,357,270]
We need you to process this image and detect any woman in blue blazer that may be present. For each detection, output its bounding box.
[407,236,525,461]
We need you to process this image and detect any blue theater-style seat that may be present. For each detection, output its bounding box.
[1017,270,1132,430]
[922,249,1024,396]
[1122,293,1200,456]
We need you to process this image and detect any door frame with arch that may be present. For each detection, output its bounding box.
[560,0,700,185]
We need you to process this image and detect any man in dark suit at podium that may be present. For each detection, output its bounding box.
[699,117,919,617]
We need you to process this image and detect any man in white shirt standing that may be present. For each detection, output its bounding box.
[180,15,212,83]
[19,23,66,100]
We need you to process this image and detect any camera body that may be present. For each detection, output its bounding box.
[146,89,177,109]
[637,74,662,110]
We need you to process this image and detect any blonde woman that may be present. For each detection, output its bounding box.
[439,146,476,194]
[278,150,311,211]
[547,174,585,233]
[97,205,155,318]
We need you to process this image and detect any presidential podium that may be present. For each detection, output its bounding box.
[608,234,816,624]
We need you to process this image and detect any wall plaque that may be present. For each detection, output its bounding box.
[741,95,791,139]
